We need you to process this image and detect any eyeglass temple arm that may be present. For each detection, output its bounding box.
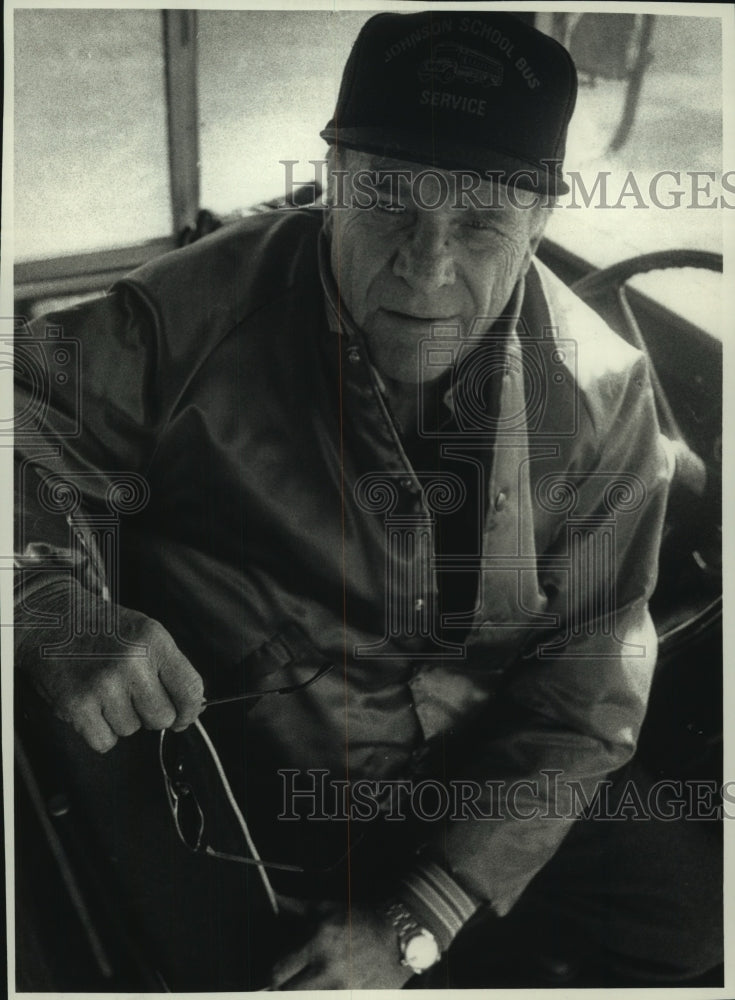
[203,661,334,707]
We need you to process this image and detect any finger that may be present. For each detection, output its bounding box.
[100,695,143,738]
[69,699,118,754]
[277,964,337,991]
[157,648,205,730]
[276,894,314,919]
[129,671,178,730]
[270,947,313,989]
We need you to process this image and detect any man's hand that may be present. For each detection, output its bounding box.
[16,585,204,753]
[269,897,416,990]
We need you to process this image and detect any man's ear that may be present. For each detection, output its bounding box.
[519,237,539,277]
[525,231,543,268]
[529,228,545,257]
[521,208,550,272]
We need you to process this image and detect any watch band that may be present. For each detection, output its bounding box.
[385,900,441,974]
[399,861,479,950]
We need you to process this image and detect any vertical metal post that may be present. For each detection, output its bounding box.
[609,14,655,152]
[162,10,200,237]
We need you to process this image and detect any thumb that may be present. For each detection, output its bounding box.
[156,641,205,730]
[276,894,316,919]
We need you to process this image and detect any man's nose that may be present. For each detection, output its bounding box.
[392,215,456,291]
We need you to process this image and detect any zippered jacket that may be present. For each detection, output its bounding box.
[15,207,670,921]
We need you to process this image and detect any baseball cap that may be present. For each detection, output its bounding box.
[321,11,577,195]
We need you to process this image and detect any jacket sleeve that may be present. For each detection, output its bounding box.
[14,285,178,610]
[15,215,295,593]
[420,348,671,917]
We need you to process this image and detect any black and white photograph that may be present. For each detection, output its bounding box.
[3,2,732,993]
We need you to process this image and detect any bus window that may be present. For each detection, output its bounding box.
[538,12,724,338]
[14,9,169,261]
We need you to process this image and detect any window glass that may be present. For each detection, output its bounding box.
[197,10,372,214]
[14,8,724,339]
[538,13,723,337]
[14,9,170,261]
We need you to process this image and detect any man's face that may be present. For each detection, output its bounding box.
[328,151,545,384]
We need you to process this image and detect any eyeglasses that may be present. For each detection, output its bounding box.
[159,660,333,915]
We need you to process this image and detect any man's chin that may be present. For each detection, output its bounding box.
[364,318,460,386]
[372,356,453,388]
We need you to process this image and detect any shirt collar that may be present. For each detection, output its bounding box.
[318,226,358,339]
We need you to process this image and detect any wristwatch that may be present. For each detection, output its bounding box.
[385,900,441,974]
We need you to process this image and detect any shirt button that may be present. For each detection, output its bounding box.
[495,491,507,511]
[47,793,71,817]
[346,346,361,364]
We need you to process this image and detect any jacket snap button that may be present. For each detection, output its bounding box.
[495,491,507,511]
[347,347,361,364]
[47,793,71,817]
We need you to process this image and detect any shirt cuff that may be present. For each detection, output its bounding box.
[397,860,480,952]
[14,538,104,611]
[15,569,79,616]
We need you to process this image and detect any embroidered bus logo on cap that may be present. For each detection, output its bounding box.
[417,44,504,88]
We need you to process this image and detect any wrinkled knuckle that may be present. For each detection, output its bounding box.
[147,618,176,653]
[96,667,127,698]
[128,661,163,700]
[92,658,130,687]
[125,618,161,658]
[144,617,164,641]
[127,659,158,690]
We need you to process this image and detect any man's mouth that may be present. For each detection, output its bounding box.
[381,307,457,324]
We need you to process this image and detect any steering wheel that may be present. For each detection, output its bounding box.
[572,249,723,647]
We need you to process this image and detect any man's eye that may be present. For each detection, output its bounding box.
[376,200,406,214]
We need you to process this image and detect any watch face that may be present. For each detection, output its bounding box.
[404,929,440,971]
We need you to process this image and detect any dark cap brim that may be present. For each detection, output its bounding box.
[320,125,569,195]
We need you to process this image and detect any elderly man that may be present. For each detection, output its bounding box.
[15,11,721,991]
